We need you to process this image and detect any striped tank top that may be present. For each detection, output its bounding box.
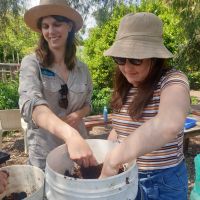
[112,69,190,170]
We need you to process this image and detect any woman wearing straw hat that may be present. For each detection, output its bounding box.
[19,0,97,170]
[100,12,190,199]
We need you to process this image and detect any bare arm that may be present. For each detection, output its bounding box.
[107,129,118,141]
[100,84,190,178]
[32,105,97,167]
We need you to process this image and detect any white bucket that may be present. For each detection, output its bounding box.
[0,165,45,200]
[45,139,138,200]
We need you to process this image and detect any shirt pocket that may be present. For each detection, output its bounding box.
[68,83,88,107]
[42,76,61,110]
[70,83,87,94]
[42,76,61,93]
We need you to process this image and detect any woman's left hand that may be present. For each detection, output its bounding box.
[99,151,121,179]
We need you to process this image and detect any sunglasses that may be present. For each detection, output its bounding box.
[112,57,143,66]
[59,84,68,109]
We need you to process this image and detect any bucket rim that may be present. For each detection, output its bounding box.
[1,164,45,173]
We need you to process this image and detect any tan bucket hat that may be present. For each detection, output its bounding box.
[24,0,83,32]
[104,12,173,59]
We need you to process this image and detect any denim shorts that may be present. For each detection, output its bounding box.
[135,160,188,200]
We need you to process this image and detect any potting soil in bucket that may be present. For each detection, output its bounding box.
[45,139,138,200]
[0,165,45,200]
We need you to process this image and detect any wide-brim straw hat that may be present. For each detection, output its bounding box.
[104,12,173,59]
[24,0,83,32]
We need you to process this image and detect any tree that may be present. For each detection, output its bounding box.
[0,14,38,62]
[66,1,136,32]
[170,0,200,67]
[92,0,136,26]
[165,0,200,89]
[0,0,29,29]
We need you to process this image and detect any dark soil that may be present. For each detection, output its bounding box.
[2,192,27,200]
[64,163,124,179]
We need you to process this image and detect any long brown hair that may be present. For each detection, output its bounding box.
[35,15,78,70]
[111,58,170,119]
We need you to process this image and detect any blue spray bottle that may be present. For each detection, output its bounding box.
[103,106,108,125]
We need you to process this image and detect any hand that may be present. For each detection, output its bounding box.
[107,129,118,142]
[0,171,9,194]
[99,152,121,179]
[65,132,98,168]
[61,112,81,128]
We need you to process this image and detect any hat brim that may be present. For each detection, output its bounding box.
[104,39,173,59]
[24,4,83,32]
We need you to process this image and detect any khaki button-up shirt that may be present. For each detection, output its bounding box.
[19,54,92,169]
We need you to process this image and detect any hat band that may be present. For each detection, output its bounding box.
[116,35,163,43]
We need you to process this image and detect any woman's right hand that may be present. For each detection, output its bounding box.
[65,132,98,168]
[32,105,97,167]
[0,171,9,194]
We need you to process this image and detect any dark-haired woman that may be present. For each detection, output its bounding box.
[19,0,97,170]
[100,12,190,200]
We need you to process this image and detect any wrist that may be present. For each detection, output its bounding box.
[55,123,78,143]
[109,148,123,170]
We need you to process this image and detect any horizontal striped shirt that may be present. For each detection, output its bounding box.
[112,69,189,170]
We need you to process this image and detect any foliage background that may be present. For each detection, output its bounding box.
[0,0,199,112]
[0,78,19,109]
[83,0,200,113]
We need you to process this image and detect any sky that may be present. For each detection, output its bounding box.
[30,0,39,7]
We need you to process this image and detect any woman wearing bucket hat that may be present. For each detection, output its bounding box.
[19,0,97,170]
[100,12,190,199]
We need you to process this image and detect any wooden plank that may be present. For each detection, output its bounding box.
[84,114,112,131]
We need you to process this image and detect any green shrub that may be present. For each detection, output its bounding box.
[191,96,199,105]
[187,72,200,90]
[91,87,112,115]
[0,78,19,109]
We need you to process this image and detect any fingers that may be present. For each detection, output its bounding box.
[99,166,119,179]
[74,159,82,166]
[98,154,121,179]
[89,155,98,166]
[74,154,98,168]
[82,158,89,168]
